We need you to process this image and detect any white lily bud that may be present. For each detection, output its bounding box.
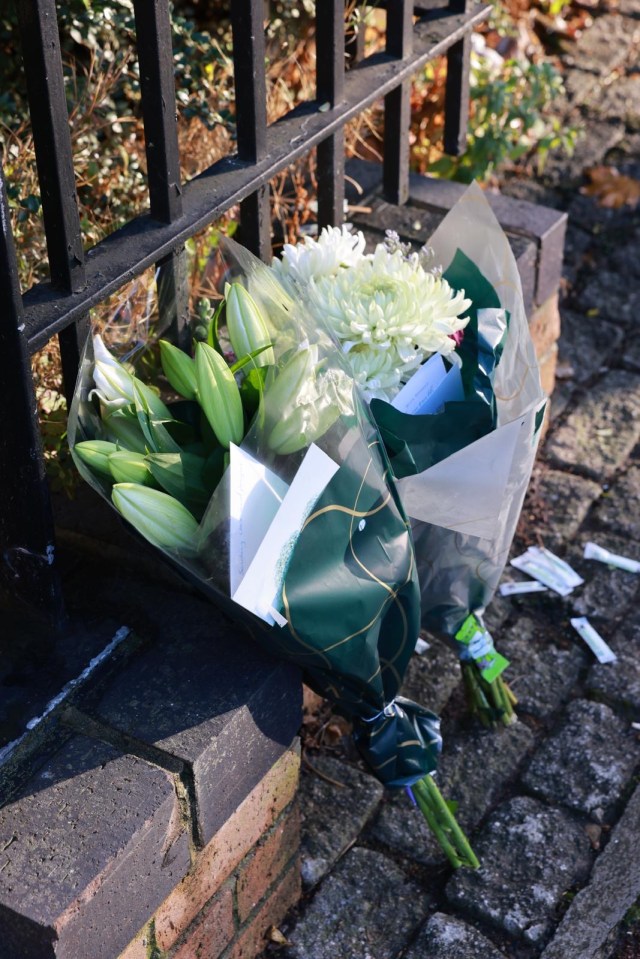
[74,440,119,478]
[225,283,274,367]
[159,340,198,400]
[194,342,244,449]
[108,451,154,486]
[112,483,198,552]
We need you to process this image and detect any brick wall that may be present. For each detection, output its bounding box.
[119,747,301,959]
[0,581,303,959]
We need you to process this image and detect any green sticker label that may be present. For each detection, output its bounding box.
[455,614,509,683]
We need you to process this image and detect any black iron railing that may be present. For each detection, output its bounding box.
[0,0,488,622]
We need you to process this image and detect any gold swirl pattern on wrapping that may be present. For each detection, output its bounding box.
[281,451,414,678]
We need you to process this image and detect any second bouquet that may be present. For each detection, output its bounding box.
[271,182,546,729]
[69,254,478,869]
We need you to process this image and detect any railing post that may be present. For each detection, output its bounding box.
[232,0,271,260]
[0,167,64,624]
[316,0,346,230]
[444,0,472,156]
[133,0,191,350]
[383,0,413,205]
[16,0,89,408]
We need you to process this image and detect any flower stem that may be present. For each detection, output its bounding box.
[462,662,517,728]
[412,776,480,869]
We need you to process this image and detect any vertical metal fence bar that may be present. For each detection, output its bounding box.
[316,0,346,230]
[0,168,64,624]
[17,0,89,405]
[231,0,271,260]
[133,0,191,350]
[383,0,413,205]
[444,0,471,156]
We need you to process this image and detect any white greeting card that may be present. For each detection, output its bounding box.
[392,353,464,415]
[232,443,339,625]
[229,444,289,596]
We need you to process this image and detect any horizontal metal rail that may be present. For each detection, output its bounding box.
[24,2,489,353]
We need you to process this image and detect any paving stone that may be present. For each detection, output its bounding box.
[570,532,640,622]
[370,721,534,867]
[587,607,640,718]
[561,14,637,76]
[404,912,508,959]
[298,755,384,887]
[0,734,189,959]
[560,225,592,289]
[548,380,574,423]
[499,617,586,719]
[368,778,444,867]
[590,466,640,539]
[541,782,640,959]
[543,120,624,187]
[401,639,461,716]
[283,847,430,959]
[522,699,639,821]
[557,310,624,386]
[591,75,640,129]
[609,229,640,280]
[561,68,603,107]
[483,592,513,635]
[576,271,640,328]
[80,587,301,846]
[446,796,593,945]
[530,467,603,552]
[545,370,640,478]
[621,336,640,373]
[605,132,640,180]
[566,191,640,236]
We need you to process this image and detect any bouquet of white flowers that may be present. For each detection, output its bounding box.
[68,257,479,869]
[270,182,546,727]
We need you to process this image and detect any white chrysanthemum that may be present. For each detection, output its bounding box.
[272,225,366,295]
[304,244,471,400]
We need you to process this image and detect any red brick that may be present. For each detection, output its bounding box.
[530,294,561,360]
[227,865,301,959]
[236,804,301,923]
[154,743,300,952]
[171,885,235,959]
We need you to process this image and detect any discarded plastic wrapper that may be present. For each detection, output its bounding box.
[415,637,430,654]
[499,580,549,597]
[584,541,640,574]
[510,546,584,596]
[570,617,617,664]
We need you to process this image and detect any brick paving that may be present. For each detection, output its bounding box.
[270,7,640,958]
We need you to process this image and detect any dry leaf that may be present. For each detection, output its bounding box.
[267,926,291,946]
[582,166,640,209]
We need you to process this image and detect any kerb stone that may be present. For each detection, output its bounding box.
[540,784,640,959]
